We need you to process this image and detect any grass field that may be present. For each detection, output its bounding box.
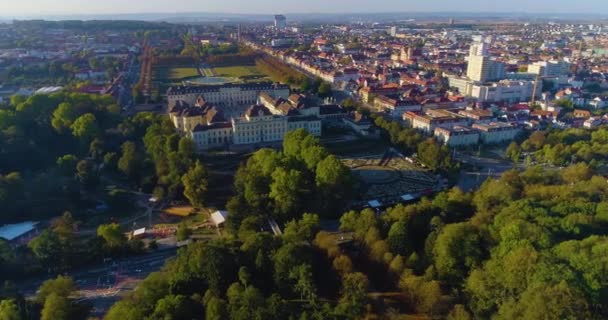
[212,65,268,81]
[154,66,199,81]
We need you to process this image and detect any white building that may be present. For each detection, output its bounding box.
[434,126,480,147]
[167,83,290,118]
[528,60,571,77]
[171,92,325,151]
[470,80,539,103]
[466,42,505,82]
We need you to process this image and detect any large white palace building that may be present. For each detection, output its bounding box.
[168,84,346,151]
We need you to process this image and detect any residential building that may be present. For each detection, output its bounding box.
[373,94,422,116]
[528,60,571,77]
[466,42,505,82]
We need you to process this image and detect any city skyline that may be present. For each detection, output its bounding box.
[2,0,608,16]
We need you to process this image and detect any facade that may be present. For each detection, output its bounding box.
[171,91,329,151]
[167,83,290,117]
[472,122,521,144]
[187,104,321,151]
[434,126,480,147]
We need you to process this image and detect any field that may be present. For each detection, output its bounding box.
[212,65,268,80]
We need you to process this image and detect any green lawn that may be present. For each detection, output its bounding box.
[212,65,268,81]
[154,66,199,81]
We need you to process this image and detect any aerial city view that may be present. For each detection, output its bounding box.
[1,0,608,319]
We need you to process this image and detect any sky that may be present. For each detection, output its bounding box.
[2,0,608,16]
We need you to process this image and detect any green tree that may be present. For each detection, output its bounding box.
[387,218,412,256]
[181,161,208,208]
[176,223,191,242]
[56,154,78,176]
[28,230,62,271]
[40,293,70,320]
[0,299,21,320]
[337,272,369,318]
[51,102,77,131]
[289,264,317,302]
[36,276,75,303]
[318,82,332,98]
[97,223,126,249]
[270,168,306,218]
[76,159,98,188]
[447,305,472,320]
[495,282,590,320]
[118,141,139,178]
[433,223,483,283]
[178,137,195,157]
[417,138,452,171]
[70,113,99,142]
[505,142,521,163]
[283,213,320,243]
[206,297,229,320]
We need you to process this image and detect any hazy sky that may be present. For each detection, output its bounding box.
[2,0,608,16]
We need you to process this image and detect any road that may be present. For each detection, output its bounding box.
[455,151,517,191]
[20,248,178,317]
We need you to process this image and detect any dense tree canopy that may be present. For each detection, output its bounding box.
[227,129,352,231]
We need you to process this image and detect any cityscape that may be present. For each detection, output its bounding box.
[0,1,607,319]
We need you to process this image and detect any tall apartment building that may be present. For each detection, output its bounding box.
[274,15,287,30]
[466,41,505,83]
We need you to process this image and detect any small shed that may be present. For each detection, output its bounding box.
[210,211,228,227]
[132,227,146,239]
[0,221,39,243]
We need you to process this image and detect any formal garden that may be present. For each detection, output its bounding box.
[343,149,438,207]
